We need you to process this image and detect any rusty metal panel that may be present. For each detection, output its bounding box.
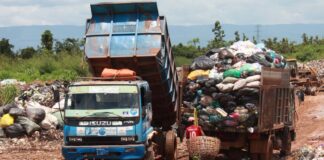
[85,37,109,57]
[258,86,276,131]
[261,67,290,86]
[258,85,295,132]
[86,16,111,36]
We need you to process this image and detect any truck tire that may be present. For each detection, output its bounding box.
[250,135,273,160]
[280,127,292,156]
[260,135,273,160]
[165,130,177,160]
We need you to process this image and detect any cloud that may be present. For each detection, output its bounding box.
[0,0,323,27]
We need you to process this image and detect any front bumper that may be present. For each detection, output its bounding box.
[62,144,145,160]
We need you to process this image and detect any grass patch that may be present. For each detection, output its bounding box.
[175,56,193,66]
[0,85,19,106]
[0,52,90,82]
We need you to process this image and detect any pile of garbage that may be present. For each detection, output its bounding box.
[0,81,65,138]
[182,41,286,131]
[306,59,324,78]
[294,145,324,160]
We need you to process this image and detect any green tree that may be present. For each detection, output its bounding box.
[208,20,225,48]
[242,33,249,41]
[309,36,313,44]
[55,38,83,54]
[234,31,240,42]
[0,38,14,57]
[20,47,36,59]
[314,36,320,44]
[41,30,54,51]
[302,33,308,45]
[187,38,200,48]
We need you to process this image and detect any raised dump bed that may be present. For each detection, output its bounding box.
[84,1,179,128]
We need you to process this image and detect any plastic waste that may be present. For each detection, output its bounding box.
[26,107,46,124]
[216,83,234,92]
[9,107,25,117]
[16,116,41,135]
[190,56,216,70]
[40,113,58,130]
[4,123,25,138]
[187,70,210,80]
[246,81,260,88]
[223,69,241,78]
[222,77,239,84]
[0,128,5,138]
[233,79,247,91]
[0,114,14,128]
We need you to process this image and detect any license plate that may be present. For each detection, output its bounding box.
[96,149,109,156]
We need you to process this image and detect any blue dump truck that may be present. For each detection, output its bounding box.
[60,1,180,159]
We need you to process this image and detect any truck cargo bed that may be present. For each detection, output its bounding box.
[84,2,179,128]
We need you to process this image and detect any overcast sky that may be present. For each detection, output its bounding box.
[0,0,323,27]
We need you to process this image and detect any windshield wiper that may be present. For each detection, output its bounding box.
[76,111,125,120]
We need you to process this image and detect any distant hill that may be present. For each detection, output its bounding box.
[1,24,324,50]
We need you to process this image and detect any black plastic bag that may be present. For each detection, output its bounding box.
[26,108,46,124]
[205,48,223,57]
[16,116,41,135]
[9,107,26,117]
[223,101,237,113]
[237,88,260,97]
[219,49,234,59]
[0,128,6,138]
[190,56,215,70]
[2,103,18,114]
[5,123,25,138]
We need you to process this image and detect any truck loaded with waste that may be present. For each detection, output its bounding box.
[180,41,296,159]
[59,1,180,160]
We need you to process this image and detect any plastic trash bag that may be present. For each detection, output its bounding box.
[246,75,261,83]
[0,114,14,128]
[208,68,223,81]
[9,107,26,117]
[4,123,25,138]
[246,81,260,88]
[52,111,64,129]
[216,83,234,92]
[222,77,239,84]
[205,48,223,57]
[219,49,234,59]
[200,96,213,106]
[2,103,18,114]
[209,114,223,124]
[0,128,5,138]
[233,79,247,91]
[26,107,46,124]
[187,70,210,81]
[40,113,58,130]
[16,116,41,135]
[190,56,216,70]
[223,69,242,78]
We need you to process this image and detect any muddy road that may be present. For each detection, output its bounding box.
[0,94,323,160]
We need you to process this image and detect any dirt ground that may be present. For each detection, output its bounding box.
[292,92,324,150]
[0,94,323,160]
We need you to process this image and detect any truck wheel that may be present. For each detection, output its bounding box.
[260,135,273,160]
[165,130,177,160]
[280,127,292,156]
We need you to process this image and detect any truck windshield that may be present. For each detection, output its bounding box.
[68,93,139,109]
